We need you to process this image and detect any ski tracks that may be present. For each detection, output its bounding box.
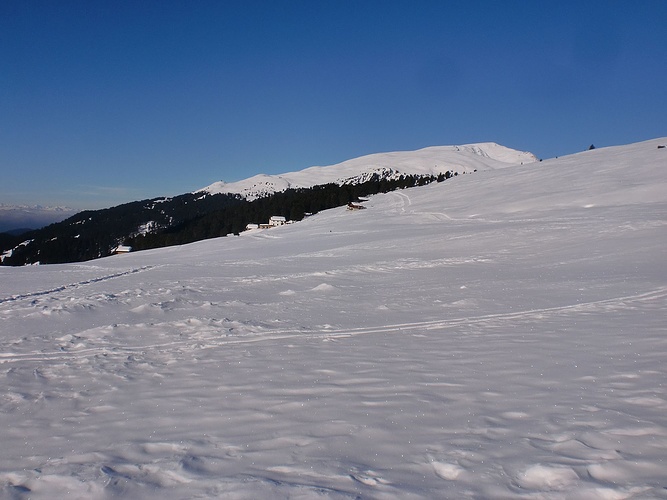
[392,190,458,221]
[0,266,156,305]
[1,285,665,365]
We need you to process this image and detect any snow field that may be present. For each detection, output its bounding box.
[1,138,666,498]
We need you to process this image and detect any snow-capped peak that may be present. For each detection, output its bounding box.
[197,142,537,200]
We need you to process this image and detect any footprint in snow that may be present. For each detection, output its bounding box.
[350,469,389,486]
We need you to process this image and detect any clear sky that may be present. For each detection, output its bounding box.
[2,0,666,210]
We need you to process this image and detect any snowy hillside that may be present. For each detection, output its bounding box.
[200,142,537,199]
[1,138,666,498]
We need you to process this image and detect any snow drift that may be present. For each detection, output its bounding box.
[0,138,666,498]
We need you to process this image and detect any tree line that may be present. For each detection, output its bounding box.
[1,171,457,265]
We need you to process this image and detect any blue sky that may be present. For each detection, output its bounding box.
[2,1,666,210]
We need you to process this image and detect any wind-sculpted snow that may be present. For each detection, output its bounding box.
[1,138,666,498]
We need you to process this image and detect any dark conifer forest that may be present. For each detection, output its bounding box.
[0,172,456,266]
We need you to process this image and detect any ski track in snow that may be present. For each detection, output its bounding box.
[0,266,155,305]
[1,285,665,365]
[1,138,667,498]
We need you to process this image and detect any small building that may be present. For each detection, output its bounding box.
[112,245,132,255]
[269,216,287,226]
[248,216,289,230]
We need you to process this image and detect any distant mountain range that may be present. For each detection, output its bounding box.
[1,143,536,266]
[0,204,76,234]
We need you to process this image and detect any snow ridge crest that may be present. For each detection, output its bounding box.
[198,142,537,200]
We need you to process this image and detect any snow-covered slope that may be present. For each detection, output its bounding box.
[1,138,666,498]
[200,142,537,199]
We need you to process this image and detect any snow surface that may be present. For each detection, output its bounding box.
[199,142,537,200]
[1,138,666,499]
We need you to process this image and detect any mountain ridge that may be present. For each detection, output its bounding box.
[0,204,77,233]
[199,142,537,200]
[2,142,536,265]
[5,138,662,267]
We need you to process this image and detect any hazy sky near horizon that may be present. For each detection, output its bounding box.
[2,1,666,209]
